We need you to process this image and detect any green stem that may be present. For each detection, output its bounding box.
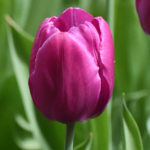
[65,123,75,150]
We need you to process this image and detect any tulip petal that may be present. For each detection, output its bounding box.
[89,17,114,117]
[68,22,100,65]
[29,32,101,123]
[54,7,94,32]
[136,0,150,34]
[30,17,59,74]
[93,17,114,97]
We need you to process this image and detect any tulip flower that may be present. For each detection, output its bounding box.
[29,7,114,124]
[136,0,150,34]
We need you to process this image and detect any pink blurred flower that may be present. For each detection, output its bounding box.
[136,0,150,34]
[29,7,114,124]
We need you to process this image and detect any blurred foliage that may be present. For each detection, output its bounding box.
[0,0,150,150]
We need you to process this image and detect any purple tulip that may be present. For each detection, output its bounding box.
[136,0,150,34]
[29,7,114,124]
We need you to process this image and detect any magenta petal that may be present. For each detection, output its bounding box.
[54,7,94,32]
[136,0,150,34]
[30,17,59,74]
[89,17,114,117]
[68,22,100,61]
[93,17,114,97]
[29,32,101,123]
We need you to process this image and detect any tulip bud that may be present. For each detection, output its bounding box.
[29,7,114,124]
[136,0,150,34]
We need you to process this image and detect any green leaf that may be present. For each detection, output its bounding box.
[15,115,31,132]
[24,0,63,36]
[90,106,111,150]
[79,0,106,19]
[126,89,149,102]
[0,75,22,150]
[114,0,150,93]
[147,117,150,135]
[5,15,33,65]
[16,137,41,150]
[74,132,92,150]
[6,26,50,150]
[0,0,13,88]
[12,0,31,28]
[122,98,143,150]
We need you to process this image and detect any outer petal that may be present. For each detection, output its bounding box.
[136,0,150,34]
[54,7,93,31]
[30,17,59,74]
[90,17,114,117]
[94,17,114,95]
[29,32,101,123]
[68,21,101,64]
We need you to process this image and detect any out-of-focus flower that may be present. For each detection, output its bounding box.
[29,7,114,124]
[136,0,150,34]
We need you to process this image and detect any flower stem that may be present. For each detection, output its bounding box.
[64,123,75,150]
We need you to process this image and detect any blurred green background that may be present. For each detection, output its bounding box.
[0,0,150,150]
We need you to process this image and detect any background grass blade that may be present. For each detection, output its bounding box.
[7,26,51,150]
[90,108,110,150]
[74,132,92,150]
[5,15,33,65]
[122,98,143,150]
